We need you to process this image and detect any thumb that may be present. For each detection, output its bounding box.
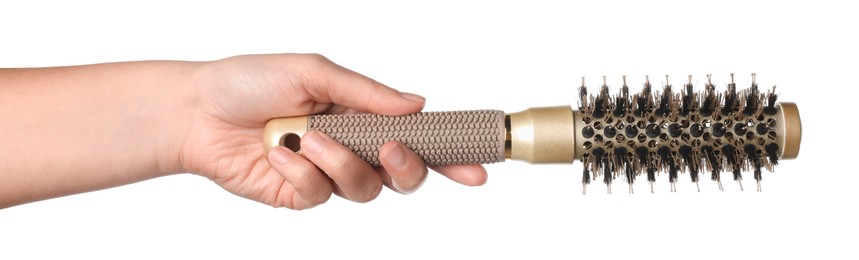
[294,54,426,116]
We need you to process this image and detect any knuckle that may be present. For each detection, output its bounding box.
[302,53,329,66]
[366,78,388,90]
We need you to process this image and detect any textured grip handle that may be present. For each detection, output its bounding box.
[309,110,507,166]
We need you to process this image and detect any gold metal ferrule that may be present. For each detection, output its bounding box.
[505,106,577,163]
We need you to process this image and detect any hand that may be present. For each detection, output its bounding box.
[178,54,488,209]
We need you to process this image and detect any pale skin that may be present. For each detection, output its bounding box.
[0,54,488,209]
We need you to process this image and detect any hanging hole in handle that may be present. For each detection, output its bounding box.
[281,133,302,152]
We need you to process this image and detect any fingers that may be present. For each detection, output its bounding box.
[431,164,489,186]
[378,141,428,194]
[268,146,332,209]
[290,54,426,116]
[299,131,383,203]
[269,134,487,209]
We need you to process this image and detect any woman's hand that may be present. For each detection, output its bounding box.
[177,54,488,209]
[0,54,487,209]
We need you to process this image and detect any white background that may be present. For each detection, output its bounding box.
[1,1,857,259]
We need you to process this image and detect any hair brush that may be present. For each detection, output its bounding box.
[263,74,801,194]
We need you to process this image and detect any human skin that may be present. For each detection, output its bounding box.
[0,54,488,209]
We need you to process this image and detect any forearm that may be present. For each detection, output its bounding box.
[0,61,197,208]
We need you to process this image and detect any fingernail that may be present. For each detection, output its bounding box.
[301,131,325,155]
[400,92,425,103]
[269,146,291,165]
[384,143,408,168]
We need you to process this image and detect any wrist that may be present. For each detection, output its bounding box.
[152,61,206,175]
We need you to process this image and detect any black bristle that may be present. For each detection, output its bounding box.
[763,106,777,116]
[613,98,626,117]
[578,81,588,111]
[712,123,727,137]
[645,124,661,138]
[604,126,617,138]
[678,145,693,157]
[636,146,656,183]
[602,150,614,187]
[702,146,721,181]
[765,143,780,166]
[592,148,608,187]
[657,146,678,184]
[734,123,747,136]
[625,126,639,138]
[592,147,605,159]
[764,90,779,115]
[681,83,695,116]
[722,78,738,116]
[655,86,672,117]
[634,81,652,117]
[721,145,736,166]
[593,97,606,118]
[601,83,610,97]
[721,145,741,181]
[732,168,742,182]
[743,144,758,158]
[635,147,649,164]
[669,164,678,184]
[582,168,591,185]
[700,94,716,117]
[756,124,768,135]
[690,123,704,137]
[603,157,612,185]
[614,147,629,158]
[647,168,656,184]
[668,123,682,138]
[582,126,594,138]
[700,77,717,116]
[743,82,760,116]
[744,144,763,182]
[657,146,671,158]
[613,86,628,117]
[679,145,698,182]
[592,84,610,119]
[615,147,633,185]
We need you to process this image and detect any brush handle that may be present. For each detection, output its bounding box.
[263,110,507,166]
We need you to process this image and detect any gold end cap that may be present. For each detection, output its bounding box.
[262,116,309,154]
[777,102,801,159]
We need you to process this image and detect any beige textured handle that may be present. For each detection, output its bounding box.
[264,110,507,166]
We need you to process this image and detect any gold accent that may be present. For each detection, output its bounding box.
[775,102,801,159]
[506,106,576,163]
[262,116,309,154]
